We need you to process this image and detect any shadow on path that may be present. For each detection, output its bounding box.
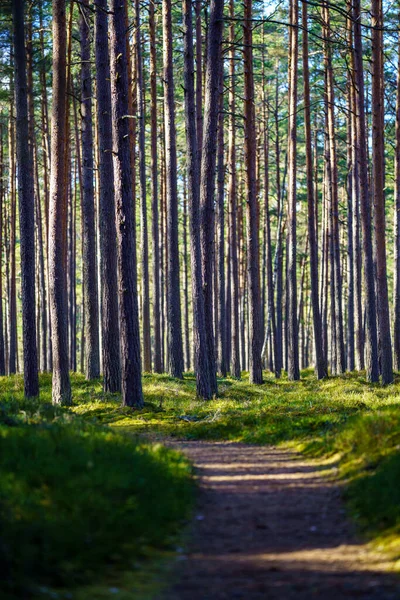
[161,441,400,599]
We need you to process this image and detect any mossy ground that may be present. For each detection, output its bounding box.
[1,369,400,597]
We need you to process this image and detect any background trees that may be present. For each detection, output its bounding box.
[4,0,400,399]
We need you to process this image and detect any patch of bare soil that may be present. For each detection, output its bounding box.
[161,441,400,599]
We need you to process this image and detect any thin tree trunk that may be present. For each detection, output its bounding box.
[217,66,226,377]
[228,0,240,379]
[243,0,262,383]
[353,0,379,382]
[80,0,100,380]
[163,0,184,379]
[371,0,393,383]
[394,28,400,371]
[149,0,162,374]
[302,0,327,379]
[135,0,152,372]
[287,0,300,380]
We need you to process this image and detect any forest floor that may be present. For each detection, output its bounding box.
[161,440,400,599]
[2,370,400,598]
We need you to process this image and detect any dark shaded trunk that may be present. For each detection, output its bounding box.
[287,0,300,380]
[109,0,143,406]
[228,0,240,379]
[162,0,184,379]
[394,28,400,372]
[95,0,121,392]
[217,68,226,377]
[135,0,152,373]
[352,0,379,382]
[243,0,262,384]
[200,0,224,395]
[80,0,100,380]
[182,0,212,398]
[149,0,162,374]
[13,0,39,396]
[371,0,392,383]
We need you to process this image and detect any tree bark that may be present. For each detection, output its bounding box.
[243,0,263,384]
[95,0,121,392]
[371,0,393,383]
[49,0,72,404]
[287,0,300,380]
[162,0,184,379]
[109,0,143,406]
[79,0,100,380]
[182,0,212,398]
[200,0,224,395]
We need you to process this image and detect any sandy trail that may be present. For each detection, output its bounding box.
[161,441,400,599]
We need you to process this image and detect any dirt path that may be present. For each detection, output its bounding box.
[161,441,399,599]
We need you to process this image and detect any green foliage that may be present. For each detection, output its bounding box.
[0,374,194,598]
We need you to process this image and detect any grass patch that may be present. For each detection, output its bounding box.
[0,374,194,598]
[71,369,400,561]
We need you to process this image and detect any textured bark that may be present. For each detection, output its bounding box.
[79,0,100,380]
[49,0,72,404]
[182,0,212,398]
[109,0,143,406]
[8,99,17,375]
[135,0,152,373]
[195,0,203,162]
[217,68,227,377]
[394,29,400,371]
[200,0,224,395]
[322,2,345,374]
[286,0,300,380]
[371,0,393,383]
[13,0,39,396]
[0,126,5,376]
[149,0,162,374]
[302,0,327,379]
[228,0,240,379]
[353,0,379,382]
[182,183,190,371]
[243,0,263,384]
[163,0,184,379]
[95,0,121,392]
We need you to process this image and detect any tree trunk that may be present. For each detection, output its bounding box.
[79,0,100,380]
[200,0,224,395]
[162,0,184,379]
[302,0,327,379]
[287,0,300,380]
[149,0,162,374]
[182,0,212,398]
[49,0,72,404]
[243,0,263,384]
[95,0,121,392]
[353,0,379,382]
[228,0,240,379]
[135,0,152,373]
[371,0,393,383]
[109,0,143,406]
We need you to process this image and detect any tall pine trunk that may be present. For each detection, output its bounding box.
[13,0,39,397]
[49,0,72,404]
[95,0,121,392]
[109,0,143,406]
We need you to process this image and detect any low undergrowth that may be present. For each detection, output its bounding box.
[72,369,400,562]
[0,374,194,599]
[2,369,400,598]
